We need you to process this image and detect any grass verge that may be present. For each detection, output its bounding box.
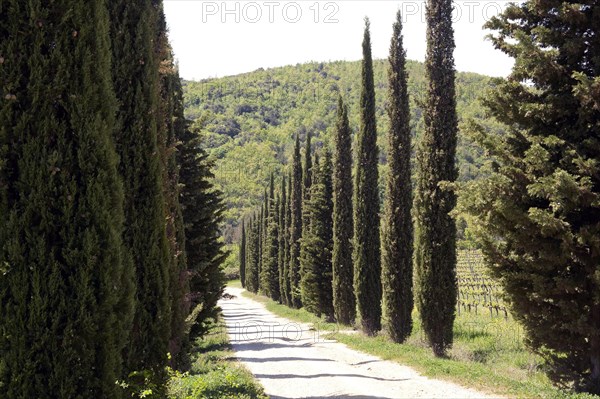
[234,281,598,399]
[168,319,267,399]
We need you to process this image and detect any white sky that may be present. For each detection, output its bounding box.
[164,0,514,81]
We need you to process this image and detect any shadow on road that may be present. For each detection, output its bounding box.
[232,356,335,363]
[270,395,397,399]
[254,373,409,382]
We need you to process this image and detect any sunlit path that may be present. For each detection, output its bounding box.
[220,287,498,399]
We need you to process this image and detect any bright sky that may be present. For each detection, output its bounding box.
[164,0,514,81]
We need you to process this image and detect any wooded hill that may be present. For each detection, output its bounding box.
[182,59,503,241]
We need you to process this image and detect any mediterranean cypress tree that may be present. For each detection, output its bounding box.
[382,10,414,343]
[300,152,335,319]
[156,8,189,366]
[300,156,321,314]
[289,135,304,308]
[278,176,288,304]
[178,125,228,340]
[414,0,458,356]
[303,132,313,194]
[0,1,132,396]
[353,18,382,336]
[245,216,260,293]
[261,177,276,292]
[266,195,281,301]
[460,1,600,393]
[109,0,172,382]
[282,171,293,306]
[332,96,356,326]
[258,201,264,292]
[240,221,247,288]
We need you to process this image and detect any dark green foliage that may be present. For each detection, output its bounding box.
[278,176,288,304]
[282,172,293,306]
[414,0,458,356]
[240,222,247,288]
[353,18,382,336]
[156,9,190,367]
[109,0,172,382]
[245,217,260,293]
[382,11,414,343]
[178,125,228,341]
[332,96,356,326]
[0,1,132,396]
[262,175,280,300]
[289,136,304,308]
[258,199,265,292]
[300,151,335,319]
[459,1,600,393]
[266,195,281,301]
[303,131,313,209]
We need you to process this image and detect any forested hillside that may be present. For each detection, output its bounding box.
[182,59,502,241]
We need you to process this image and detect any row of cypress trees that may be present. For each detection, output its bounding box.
[239,5,458,354]
[0,1,225,397]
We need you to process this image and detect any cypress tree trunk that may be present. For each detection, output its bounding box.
[289,136,304,308]
[414,0,458,356]
[332,96,356,326]
[353,18,382,336]
[382,10,414,343]
[240,222,247,288]
[0,1,132,396]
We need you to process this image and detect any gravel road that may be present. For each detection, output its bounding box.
[220,286,499,399]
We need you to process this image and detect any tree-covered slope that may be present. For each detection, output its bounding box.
[182,59,500,242]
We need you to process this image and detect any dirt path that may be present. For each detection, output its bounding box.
[220,287,498,399]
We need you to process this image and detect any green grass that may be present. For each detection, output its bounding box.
[227,279,242,289]
[168,320,267,399]
[235,283,599,399]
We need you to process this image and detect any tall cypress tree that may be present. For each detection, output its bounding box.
[300,156,321,314]
[414,0,458,356]
[278,176,288,304]
[300,151,334,319]
[266,195,281,301]
[460,1,600,392]
[156,7,189,367]
[262,175,279,300]
[240,221,247,288]
[260,186,270,291]
[246,216,260,293]
[178,125,227,340]
[353,18,382,336]
[332,96,356,325]
[109,0,172,382]
[0,1,133,396]
[303,132,313,202]
[382,10,414,343]
[282,171,293,306]
[289,135,304,308]
[258,200,264,292]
